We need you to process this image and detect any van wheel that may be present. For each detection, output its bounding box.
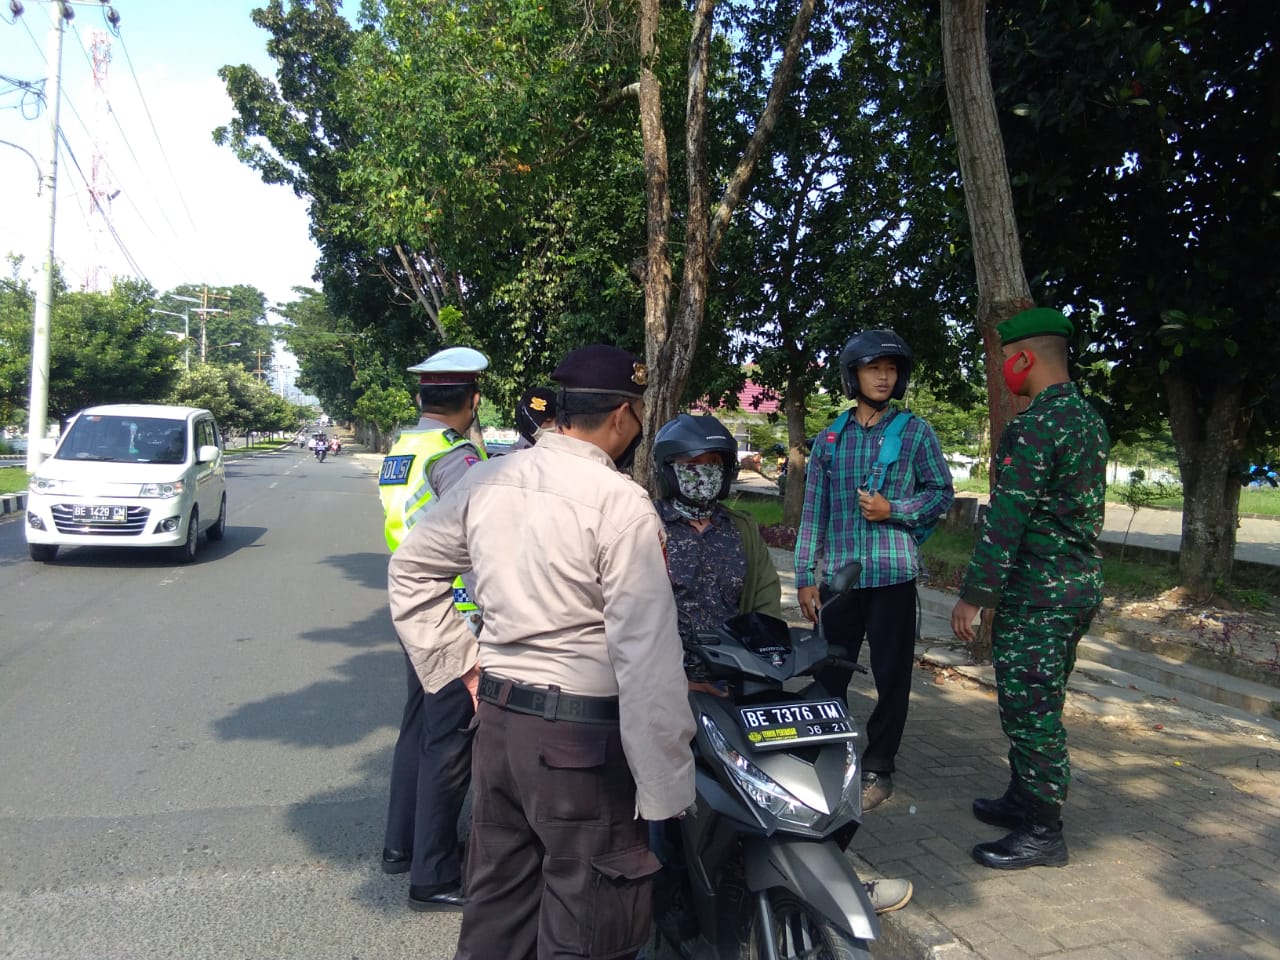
[206,495,226,542]
[29,543,58,562]
[173,508,199,564]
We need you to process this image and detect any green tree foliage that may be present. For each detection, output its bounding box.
[160,284,275,374]
[167,362,285,438]
[0,274,183,427]
[713,0,974,523]
[977,1,1280,596]
[352,383,417,440]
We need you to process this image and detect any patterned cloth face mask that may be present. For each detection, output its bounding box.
[670,462,724,521]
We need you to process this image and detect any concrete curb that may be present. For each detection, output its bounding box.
[1,491,27,514]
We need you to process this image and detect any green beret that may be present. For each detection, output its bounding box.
[997,307,1074,346]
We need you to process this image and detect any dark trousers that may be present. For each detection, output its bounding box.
[384,654,474,887]
[456,702,660,960]
[815,579,918,775]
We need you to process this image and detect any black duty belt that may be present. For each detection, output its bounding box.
[478,672,619,725]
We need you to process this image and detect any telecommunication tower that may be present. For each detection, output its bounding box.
[84,28,117,292]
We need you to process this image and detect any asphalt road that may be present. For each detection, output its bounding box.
[0,446,462,959]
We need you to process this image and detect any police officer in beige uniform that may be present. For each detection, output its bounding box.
[388,344,695,960]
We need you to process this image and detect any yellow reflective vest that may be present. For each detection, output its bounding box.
[378,425,486,611]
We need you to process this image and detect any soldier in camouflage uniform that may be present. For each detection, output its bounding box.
[951,307,1109,870]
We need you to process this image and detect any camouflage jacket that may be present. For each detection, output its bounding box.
[961,382,1109,609]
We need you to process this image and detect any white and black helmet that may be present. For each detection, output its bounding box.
[838,329,913,400]
[652,413,740,504]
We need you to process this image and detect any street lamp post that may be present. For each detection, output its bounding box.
[149,309,190,370]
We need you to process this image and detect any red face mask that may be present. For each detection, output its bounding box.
[1002,350,1034,395]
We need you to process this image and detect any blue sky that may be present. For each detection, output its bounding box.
[1,0,350,308]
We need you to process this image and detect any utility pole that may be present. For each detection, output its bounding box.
[17,0,122,471]
[197,284,231,363]
[24,0,69,473]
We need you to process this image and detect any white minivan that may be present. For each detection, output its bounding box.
[25,404,227,564]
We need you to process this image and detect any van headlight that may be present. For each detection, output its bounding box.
[30,476,66,494]
[700,714,823,830]
[138,481,184,498]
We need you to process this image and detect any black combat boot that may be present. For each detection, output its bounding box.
[972,800,1068,870]
[972,778,1030,830]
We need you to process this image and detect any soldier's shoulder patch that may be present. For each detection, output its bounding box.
[379,455,415,485]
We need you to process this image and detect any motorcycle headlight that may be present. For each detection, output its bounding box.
[842,740,859,796]
[701,714,823,830]
[29,476,65,494]
[138,481,184,498]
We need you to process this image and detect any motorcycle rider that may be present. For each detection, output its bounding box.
[653,412,913,915]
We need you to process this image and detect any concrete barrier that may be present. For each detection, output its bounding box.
[1,492,26,514]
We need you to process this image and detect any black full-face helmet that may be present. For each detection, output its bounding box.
[652,413,740,504]
[839,330,913,400]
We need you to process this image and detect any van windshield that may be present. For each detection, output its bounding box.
[56,415,188,465]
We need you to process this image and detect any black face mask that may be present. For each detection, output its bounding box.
[614,404,644,471]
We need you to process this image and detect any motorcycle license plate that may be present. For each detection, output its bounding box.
[738,699,855,750]
[73,504,127,524]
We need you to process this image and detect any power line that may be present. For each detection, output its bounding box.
[57,127,148,281]
[115,28,199,236]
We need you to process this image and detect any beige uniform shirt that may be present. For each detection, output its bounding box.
[388,431,696,820]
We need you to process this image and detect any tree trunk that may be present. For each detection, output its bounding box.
[1164,374,1247,601]
[636,0,816,490]
[782,378,808,527]
[941,0,1033,662]
[635,0,675,484]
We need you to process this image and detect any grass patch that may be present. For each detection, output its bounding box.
[0,468,28,496]
[724,494,784,528]
[953,477,1280,515]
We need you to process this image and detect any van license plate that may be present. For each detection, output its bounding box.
[738,699,855,750]
[74,504,127,523]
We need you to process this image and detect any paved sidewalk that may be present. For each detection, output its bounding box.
[850,661,1280,960]
[767,550,1280,959]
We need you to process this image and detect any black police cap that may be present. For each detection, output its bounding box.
[551,345,648,399]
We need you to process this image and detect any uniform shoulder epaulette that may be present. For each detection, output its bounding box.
[443,427,464,444]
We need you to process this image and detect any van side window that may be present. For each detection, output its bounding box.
[196,419,221,450]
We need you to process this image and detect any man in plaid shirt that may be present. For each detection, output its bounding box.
[795,330,954,811]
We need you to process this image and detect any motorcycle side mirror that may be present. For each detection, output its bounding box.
[829,560,862,595]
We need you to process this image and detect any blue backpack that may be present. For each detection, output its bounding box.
[821,410,936,545]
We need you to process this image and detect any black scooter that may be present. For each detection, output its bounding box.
[651,562,876,960]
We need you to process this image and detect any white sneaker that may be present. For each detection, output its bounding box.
[864,878,913,914]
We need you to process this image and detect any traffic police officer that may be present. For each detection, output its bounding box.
[950,307,1109,870]
[379,345,488,911]
[388,344,696,960]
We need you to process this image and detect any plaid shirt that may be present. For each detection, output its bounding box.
[794,406,954,590]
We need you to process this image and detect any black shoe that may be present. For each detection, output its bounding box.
[381,848,411,875]
[972,822,1069,870]
[861,771,893,812]
[972,782,1030,830]
[408,882,466,912]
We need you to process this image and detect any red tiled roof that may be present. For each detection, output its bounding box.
[691,377,781,415]
[735,381,780,414]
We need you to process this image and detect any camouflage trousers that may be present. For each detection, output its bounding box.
[992,604,1099,810]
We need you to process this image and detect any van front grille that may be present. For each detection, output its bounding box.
[50,504,152,535]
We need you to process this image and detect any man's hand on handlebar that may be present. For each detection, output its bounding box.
[798,585,821,624]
